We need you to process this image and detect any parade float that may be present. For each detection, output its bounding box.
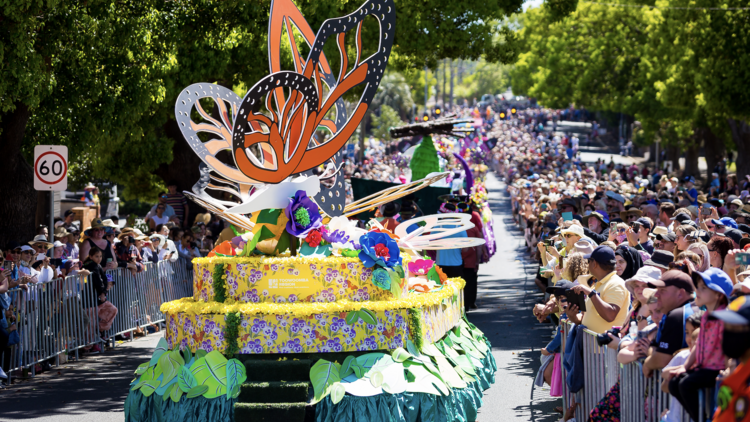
[124,0,495,420]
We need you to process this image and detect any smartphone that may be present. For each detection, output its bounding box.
[562,212,573,221]
[736,253,750,266]
[701,205,712,216]
[631,222,640,233]
[610,222,617,230]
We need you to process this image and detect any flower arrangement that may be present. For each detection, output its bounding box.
[284,190,323,238]
[358,232,401,269]
[407,259,434,276]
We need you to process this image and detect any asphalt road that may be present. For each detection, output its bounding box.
[468,172,562,422]
[2,172,560,422]
[1,334,162,422]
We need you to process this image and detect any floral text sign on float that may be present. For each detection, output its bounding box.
[193,258,405,304]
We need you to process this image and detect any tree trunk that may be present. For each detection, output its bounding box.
[728,119,750,180]
[683,139,700,180]
[154,118,205,223]
[696,125,724,188]
[0,103,37,247]
[665,145,682,173]
[449,59,454,109]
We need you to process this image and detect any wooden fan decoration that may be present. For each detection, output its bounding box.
[174,0,396,217]
[395,213,486,250]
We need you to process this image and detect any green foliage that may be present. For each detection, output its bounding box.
[371,105,404,143]
[454,60,512,102]
[212,263,226,303]
[224,312,242,359]
[409,136,441,182]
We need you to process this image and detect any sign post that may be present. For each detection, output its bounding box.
[34,145,68,255]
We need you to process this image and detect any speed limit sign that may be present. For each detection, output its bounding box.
[34,145,68,191]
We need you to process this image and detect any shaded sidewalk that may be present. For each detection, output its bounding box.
[2,333,162,422]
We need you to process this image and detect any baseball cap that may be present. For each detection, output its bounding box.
[709,296,750,326]
[656,232,677,243]
[545,279,577,295]
[724,228,744,245]
[583,245,616,266]
[738,224,750,235]
[721,217,738,229]
[692,268,733,298]
[605,191,625,203]
[672,213,692,224]
[636,217,652,230]
[647,269,695,293]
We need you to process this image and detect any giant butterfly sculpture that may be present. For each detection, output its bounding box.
[175,0,396,220]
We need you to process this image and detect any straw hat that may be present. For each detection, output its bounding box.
[84,218,107,236]
[29,235,53,249]
[54,226,70,238]
[84,183,97,191]
[194,213,211,225]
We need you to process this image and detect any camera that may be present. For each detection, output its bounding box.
[595,327,621,346]
[128,236,135,244]
[737,252,750,266]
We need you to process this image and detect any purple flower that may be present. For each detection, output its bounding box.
[322,229,350,244]
[284,190,323,237]
[288,294,298,303]
[327,338,343,352]
[363,336,378,350]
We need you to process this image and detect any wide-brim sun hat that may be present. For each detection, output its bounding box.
[625,266,663,296]
[28,235,53,249]
[84,218,107,236]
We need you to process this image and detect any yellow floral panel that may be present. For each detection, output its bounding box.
[165,308,410,354]
[422,290,464,345]
[192,257,407,304]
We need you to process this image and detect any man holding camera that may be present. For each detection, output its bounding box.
[569,246,631,333]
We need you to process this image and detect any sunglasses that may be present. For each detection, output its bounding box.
[160,195,168,199]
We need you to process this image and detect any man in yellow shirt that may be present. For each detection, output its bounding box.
[571,245,631,333]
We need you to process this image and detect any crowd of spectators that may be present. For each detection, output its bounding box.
[501,109,750,421]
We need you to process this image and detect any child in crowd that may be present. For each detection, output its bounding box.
[661,312,702,422]
[665,268,733,422]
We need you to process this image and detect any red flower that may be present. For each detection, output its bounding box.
[374,243,390,259]
[305,229,322,247]
[264,265,270,270]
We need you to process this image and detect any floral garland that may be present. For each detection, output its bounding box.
[194,256,361,266]
[212,263,227,303]
[224,311,241,358]
[161,278,466,318]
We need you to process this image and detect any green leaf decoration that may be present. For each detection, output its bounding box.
[406,339,421,358]
[299,242,332,257]
[391,348,411,363]
[225,359,247,400]
[369,370,384,387]
[428,350,466,389]
[158,349,185,388]
[330,382,346,404]
[341,249,359,258]
[274,231,292,255]
[230,384,241,399]
[310,359,341,404]
[170,382,184,403]
[178,365,198,393]
[454,355,477,376]
[388,268,403,299]
[345,311,359,326]
[133,367,155,391]
[149,338,169,367]
[162,383,176,402]
[182,347,192,365]
[195,349,207,360]
[256,208,282,225]
[357,308,377,326]
[187,385,209,399]
[191,351,229,399]
[427,266,441,284]
[340,355,356,379]
[134,362,149,376]
[453,365,477,384]
[405,363,450,396]
[394,265,405,279]
[140,372,160,397]
[350,361,366,378]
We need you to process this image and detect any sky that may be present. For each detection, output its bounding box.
[523,0,545,10]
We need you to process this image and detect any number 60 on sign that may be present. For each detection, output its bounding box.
[34,145,68,191]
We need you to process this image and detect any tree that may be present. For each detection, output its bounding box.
[371,105,404,143]
[454,60,512,103]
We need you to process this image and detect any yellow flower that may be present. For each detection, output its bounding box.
[161,278,467,317]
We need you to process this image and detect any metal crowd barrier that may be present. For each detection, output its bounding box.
[0,258,193,383]
[560,321,712,421]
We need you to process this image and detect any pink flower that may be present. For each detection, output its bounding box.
[407,259,435,276]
